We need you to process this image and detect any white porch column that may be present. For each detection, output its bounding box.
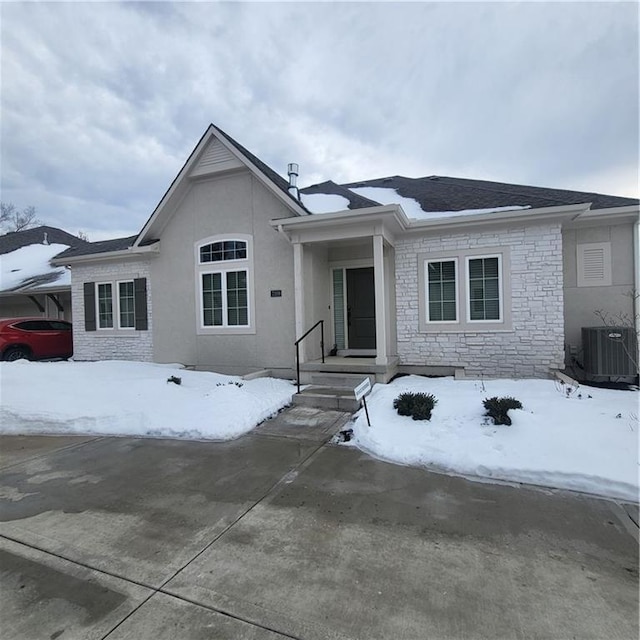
[293,241,306,361]
[373,234,389,366]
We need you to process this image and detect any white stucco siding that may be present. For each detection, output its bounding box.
[70,258,153,361]
[395,222,565,378]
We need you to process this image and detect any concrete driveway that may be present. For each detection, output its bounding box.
[1,407,638,640]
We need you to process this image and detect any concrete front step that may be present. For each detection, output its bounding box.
[310,373,374,387]
[292,385,360,412]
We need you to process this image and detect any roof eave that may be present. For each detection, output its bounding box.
[51,242,159,266]
[270,201,591,236]
[271,204,407,228]
[572,204,639,219]
[405,202,592,232]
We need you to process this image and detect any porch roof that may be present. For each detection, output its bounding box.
[270,201,593,243]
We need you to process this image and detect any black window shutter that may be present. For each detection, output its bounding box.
[83,282,96,331]
[134,278,148,330]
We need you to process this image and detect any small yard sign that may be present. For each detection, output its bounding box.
[354,378,372,426]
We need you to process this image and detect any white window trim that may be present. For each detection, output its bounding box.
[425,258,460,324]
[195,234,256,335]
[116,279,135,330]
[96,282,114,330]
[465,254,503,323]
[418,247,512,333]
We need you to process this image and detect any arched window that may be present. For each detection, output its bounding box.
[199,240,247,263]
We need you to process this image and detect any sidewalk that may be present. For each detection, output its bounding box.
[1,407,637,639]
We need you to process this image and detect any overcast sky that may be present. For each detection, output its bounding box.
[1,1,638,241]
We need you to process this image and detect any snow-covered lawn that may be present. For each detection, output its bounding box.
[350,376,639,502]
[0,361,296,441]
[1,361,637,501]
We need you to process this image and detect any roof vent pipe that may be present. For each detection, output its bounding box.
[287,163,299,200]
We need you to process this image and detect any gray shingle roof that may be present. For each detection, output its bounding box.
[340,175,638,212]
[300,180,381,210]
[54,235,138,259]
[214,125,310,213]
[0,226,87,255]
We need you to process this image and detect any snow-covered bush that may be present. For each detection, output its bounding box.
[393,392,438,421]
[483,396,522,426]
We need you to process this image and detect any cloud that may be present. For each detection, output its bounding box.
[0,2,637,239]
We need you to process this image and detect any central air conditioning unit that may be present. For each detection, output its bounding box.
[582,326,638,377]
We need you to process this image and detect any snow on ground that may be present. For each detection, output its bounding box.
[0,243,70,291]
[349,376,639,501]
[1,361,637,500]
[301,192,351,214]
[0,361,296,441]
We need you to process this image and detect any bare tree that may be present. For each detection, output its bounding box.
[0,202,42,233]
[77,229,90,241]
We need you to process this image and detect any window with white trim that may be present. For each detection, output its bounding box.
[200,240,247,263]
[196,236,253,331]
[467,255,501,321]
[426,259,458,322]
[84,278,147,332]
[97,283,114,329]
[118,281,135,329]
[96,281,137,329]
[201,270,248,327]
[418,248,510,332]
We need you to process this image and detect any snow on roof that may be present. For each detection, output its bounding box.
[349,186,425,218]
[417,205,532,219]
[349,186,531,220]
[0,243,71,292]
[300,192,351,214]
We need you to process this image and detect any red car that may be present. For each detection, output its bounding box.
[0,318,73,361]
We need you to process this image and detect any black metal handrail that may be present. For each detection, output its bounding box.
[294,320,325,392]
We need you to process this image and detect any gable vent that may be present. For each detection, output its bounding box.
[582,248,605,278]
[577,242,612,287]
[190,137,243,177]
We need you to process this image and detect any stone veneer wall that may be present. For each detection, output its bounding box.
[395,222,565,378]
[70,259,153,361]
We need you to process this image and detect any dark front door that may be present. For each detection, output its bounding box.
[346,267,375,349]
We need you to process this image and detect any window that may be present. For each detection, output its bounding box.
[83,279,148,332]
[118,281,135,329]
[97,283,113,329]
[418,248,510,332]
[196,235,254,333]
[200,240,247,263]
[426,259,458,322]
[467,256,501,321]
[202,271,248,327]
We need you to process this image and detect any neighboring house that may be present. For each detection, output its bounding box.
[52,124,639,381]
[0,226,87,320]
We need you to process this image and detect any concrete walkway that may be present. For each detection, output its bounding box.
[0,407,638,640]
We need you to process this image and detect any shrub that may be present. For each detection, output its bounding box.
[167,376,182,385]
[483,396,522,426]
[393,392,438,421]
